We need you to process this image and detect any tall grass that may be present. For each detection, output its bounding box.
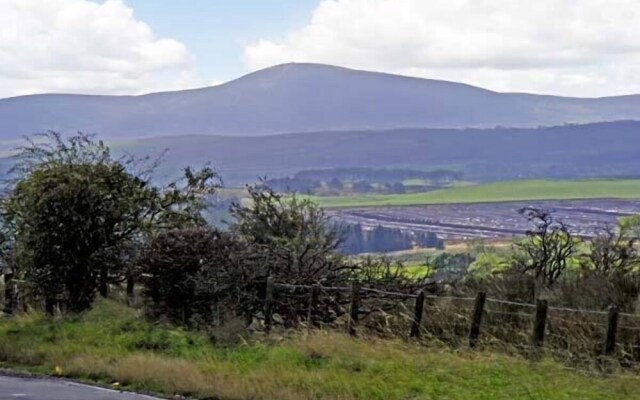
[1,300,640,399]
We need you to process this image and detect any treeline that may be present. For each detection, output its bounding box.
[341,224,443,254]
[295,168,462,183]
[265,167,462,195]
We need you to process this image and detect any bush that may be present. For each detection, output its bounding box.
[3,138,155,312]
[141,228,251,327]
[0,133,220,313]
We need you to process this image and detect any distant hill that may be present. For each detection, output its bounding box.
[119,120,640,186]
[2,63,640,139]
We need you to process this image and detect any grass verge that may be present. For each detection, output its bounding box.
[311,179,640,208]
[1,300,639,399]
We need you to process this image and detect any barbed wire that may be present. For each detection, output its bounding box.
[361,287,417,298]
[274,283,350,292]
[485,298,537,308]
[485,309,535,319]
[548,306,609,316]
[271,281,640,320]
[425,294,476,302]
[620,312,640,319]
[547,317,608,328]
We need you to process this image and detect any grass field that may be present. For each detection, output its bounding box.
[1,300,640,399]
[312,179,640,208]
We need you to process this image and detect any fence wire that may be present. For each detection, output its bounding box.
[267,281,640,370]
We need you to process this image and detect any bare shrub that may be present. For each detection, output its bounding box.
[514,207,576,288]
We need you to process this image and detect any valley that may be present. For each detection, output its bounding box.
[110,120,640,186]
[329,198,640,241]
[217,179,640,252]
[4,3,640,400]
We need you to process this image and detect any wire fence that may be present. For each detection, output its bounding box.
[264,278,640,370]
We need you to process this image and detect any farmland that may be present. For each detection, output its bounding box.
[329,198,640,241]
[312,179,640,208]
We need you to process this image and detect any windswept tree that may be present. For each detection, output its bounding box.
[230,184,345,285]
[513,207,576,288]
[0,132,220,313]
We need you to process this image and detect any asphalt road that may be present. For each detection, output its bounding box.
[0,375,162,400]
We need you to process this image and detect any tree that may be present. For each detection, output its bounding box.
[0,132,220,313]
[227,184,354,326]
[327,177,343,190]
[619,215,640,242]
[230,184,345,285]
[581,224,639,275]
[340,223,366,254]
[513,207,576,288]
[391,182,406,194]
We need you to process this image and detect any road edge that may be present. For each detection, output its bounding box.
[0,367,172,399]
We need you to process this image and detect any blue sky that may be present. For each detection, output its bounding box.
[124,1,320,83]
[2,0,640,97]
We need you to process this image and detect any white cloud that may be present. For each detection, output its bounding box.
[0,0,202,98]
[245,0,640,97]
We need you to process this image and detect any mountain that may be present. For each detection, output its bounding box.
[121,121,640,186]
[2,63,640,140]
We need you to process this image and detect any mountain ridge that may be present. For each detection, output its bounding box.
[116,120,640,185]
[2,63,640,139]
[7,63,639,100]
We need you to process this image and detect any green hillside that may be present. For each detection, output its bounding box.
[312,179,640,208]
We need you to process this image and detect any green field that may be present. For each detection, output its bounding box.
[1,300,639,399]
[312,179,640,208]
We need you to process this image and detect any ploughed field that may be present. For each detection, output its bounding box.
[329,199,640,240]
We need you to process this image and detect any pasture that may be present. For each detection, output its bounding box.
[312,179,640,208]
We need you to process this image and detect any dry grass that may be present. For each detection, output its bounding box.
[2,300,640,399]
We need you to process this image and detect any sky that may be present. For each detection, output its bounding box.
[1,0,640,98]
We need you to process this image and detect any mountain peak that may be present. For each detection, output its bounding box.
[1,63,640,140]
[230,62,365,85]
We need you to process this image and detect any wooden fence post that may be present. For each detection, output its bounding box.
[264,277,274,332]
[604,305,619,356]
[530,299,548,359]
[348,281,360,336]
[410,290,425,338]
[307,284,320,328]
[532,299,548,348]
[468,291,486,348]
